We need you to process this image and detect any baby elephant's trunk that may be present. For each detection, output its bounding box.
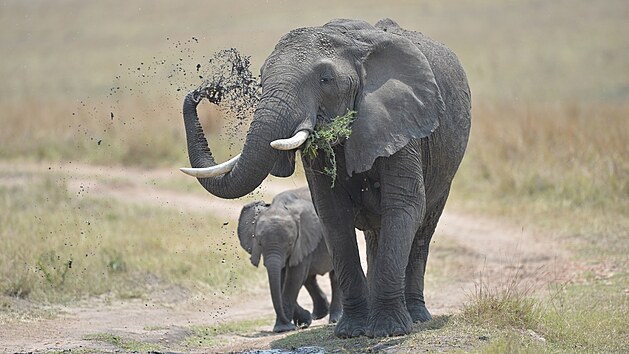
[265,255,294,332]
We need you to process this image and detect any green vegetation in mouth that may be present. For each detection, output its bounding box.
[302,110,356,187]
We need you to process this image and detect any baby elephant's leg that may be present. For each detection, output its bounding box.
[328,270,343,323]
[304,274,329,320]
[293,303,312,328]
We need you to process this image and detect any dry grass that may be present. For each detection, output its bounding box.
[455,101,629,211]
[0,96,241,167]
[461,270,541,330]
[451,100,629,264]
[0,172,262,303]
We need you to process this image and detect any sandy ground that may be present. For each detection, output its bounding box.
[0,162,571,353]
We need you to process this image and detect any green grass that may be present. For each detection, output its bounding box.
[538,274,628,353]
[0,171,263,304]
[84,332,161,352]
[185,317,272,348]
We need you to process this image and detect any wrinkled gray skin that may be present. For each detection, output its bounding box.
[182,18,471,338]
[237,187,342,332]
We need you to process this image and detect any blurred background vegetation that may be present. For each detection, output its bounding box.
[0,1,627,351]
[1,0,626,203]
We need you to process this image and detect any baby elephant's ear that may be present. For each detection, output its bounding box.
[237,201,268,266]
[289,200,324,267]
[344,30,445,175]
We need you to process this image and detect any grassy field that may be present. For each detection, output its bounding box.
[0,170,262,304]
[1,0,628,352]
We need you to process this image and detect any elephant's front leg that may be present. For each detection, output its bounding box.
[282,264,311,329]
[367,152,426,337]
[305,168,369,338]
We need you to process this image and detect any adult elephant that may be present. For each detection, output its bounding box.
[181,18,471,338]
[238,187,342,332]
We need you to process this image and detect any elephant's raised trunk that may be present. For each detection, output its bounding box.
[181,91,293,199]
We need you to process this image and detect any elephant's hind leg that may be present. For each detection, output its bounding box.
[405,191,448,323]
[293,303,312,328]
[405,237,432,323]
[304,274,329,320]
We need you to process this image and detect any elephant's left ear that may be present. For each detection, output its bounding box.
[344,29,445,175]
[289,201,324,267]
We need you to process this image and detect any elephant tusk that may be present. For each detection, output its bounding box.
[180,154,241,178]
[270,130,310,150]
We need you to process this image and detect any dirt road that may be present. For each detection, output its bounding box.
[0,163,570,353]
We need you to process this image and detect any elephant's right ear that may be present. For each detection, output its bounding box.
[343,21,445,175]
[237,201,268,266]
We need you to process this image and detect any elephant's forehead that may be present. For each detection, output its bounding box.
[267,27,339,66]
[256,213,293,227]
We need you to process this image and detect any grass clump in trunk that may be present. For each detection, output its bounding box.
[302,110,356,186]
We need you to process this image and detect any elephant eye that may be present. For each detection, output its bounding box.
[320,71,335,85]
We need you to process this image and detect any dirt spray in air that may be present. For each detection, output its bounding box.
[194,48,261,144]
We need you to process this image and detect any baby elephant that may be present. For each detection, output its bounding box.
[238,187,342,332]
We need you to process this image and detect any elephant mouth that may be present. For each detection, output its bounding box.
[314,110,356,148]
[317,113,333,125]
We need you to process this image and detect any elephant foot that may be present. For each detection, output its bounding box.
[329,309,342,324]
[293,308,313,328]
[312,300,330,320]
[407,301,432,323]
[333,303,368,338]
[273,321,296,333]
[366,300,413,338]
